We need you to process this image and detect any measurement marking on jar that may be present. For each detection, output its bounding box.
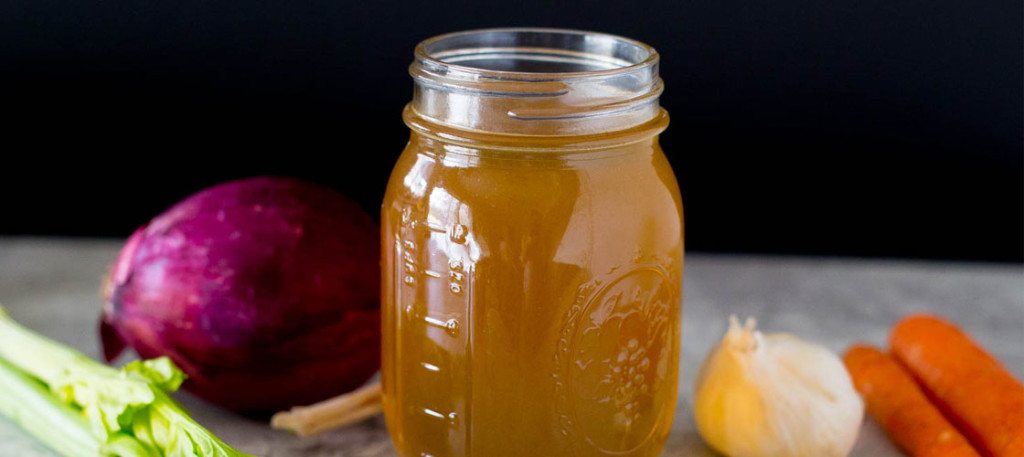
[449,224,468,244]
[448,258,467,295]
[423,316,460,337]
[423,408,445,419]
[422,408,458,423]
[396,205,473,455]
[400,236,418,286]
[425,223,447,233]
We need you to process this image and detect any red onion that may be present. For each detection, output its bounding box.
[102,177,380,413]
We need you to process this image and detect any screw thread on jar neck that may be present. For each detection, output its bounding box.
[408,28,665,137]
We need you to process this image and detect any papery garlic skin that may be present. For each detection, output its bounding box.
[694,317,864,457]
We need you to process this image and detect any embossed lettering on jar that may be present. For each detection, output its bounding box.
[381,29,683,457]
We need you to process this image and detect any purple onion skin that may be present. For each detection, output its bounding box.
[102,177,380,414]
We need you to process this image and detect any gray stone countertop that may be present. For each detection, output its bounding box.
[1,238,1021,456]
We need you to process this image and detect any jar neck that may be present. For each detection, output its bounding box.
[405,104,668,154]
[408,28,664,137]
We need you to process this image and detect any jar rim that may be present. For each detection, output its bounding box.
[409,28,664,136]
[413,27,660,83]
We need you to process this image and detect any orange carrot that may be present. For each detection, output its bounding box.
[891,314,1024,457]
[844,344,981,456]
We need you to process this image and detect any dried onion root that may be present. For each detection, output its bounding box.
[271,382,383,436]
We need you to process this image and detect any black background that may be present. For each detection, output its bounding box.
[2,0,1021,262]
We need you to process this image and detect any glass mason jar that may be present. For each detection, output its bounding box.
[381,29,683,457]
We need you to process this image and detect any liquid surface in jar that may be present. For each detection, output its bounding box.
[381,109,683,457]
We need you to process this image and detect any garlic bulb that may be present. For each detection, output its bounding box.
[693,316,863,457]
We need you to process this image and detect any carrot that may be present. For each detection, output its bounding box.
[844,344,980,456]
[890,314,1024,457]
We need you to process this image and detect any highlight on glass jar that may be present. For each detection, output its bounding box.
[381,29,683,457]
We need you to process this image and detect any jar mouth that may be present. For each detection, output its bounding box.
[409,28,664,136]
[414,28,659,81]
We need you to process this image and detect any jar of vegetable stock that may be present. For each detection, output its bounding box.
[381,28,683,457]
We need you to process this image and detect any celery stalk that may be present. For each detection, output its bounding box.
[0,305,252,457]
[0,357,100,457]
